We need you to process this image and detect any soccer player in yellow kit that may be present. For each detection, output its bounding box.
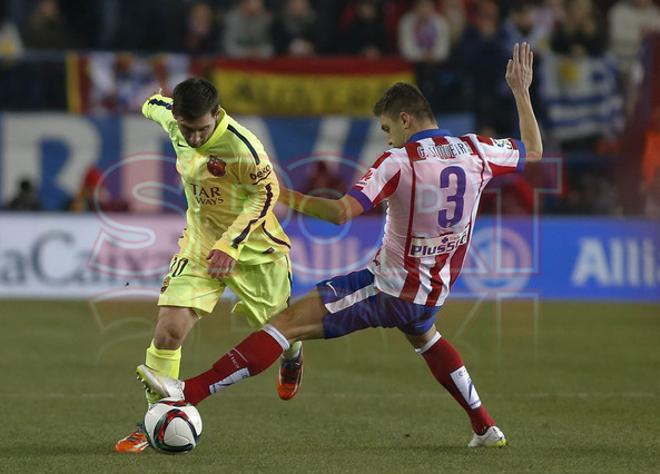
[115,78,304,453]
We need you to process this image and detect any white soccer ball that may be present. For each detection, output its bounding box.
[144,398,203,454]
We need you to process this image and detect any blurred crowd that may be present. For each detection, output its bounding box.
[0,0,656,62]
[0,1,657,63]
[2,0,660,217]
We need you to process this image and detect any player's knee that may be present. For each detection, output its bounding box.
[153,322,187,349]
[153,307,195,349]
[153,330,183,350]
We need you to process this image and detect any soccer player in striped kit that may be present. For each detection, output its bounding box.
[137,43,543,447]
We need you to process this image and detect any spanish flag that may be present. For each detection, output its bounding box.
[210,57,414,117]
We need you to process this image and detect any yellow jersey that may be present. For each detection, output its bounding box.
[142,93,290,265]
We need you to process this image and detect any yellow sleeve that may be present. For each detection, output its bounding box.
[141,94,176,135]
[212,152,278,260]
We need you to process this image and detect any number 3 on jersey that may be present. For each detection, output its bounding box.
[438,166,466,227]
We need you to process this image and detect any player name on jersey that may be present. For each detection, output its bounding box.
[417,141,471,160]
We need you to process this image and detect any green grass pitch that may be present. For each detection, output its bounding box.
[1,299,658,473]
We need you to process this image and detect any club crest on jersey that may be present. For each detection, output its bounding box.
[494,138,514,149]
[207,156,226,177]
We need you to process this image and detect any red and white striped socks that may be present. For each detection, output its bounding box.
[183,325,289,405]
[416,332,495,435]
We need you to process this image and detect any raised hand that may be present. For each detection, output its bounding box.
[505,42,534,95]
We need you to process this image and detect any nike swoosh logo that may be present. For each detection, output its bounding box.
[325,281,338,297]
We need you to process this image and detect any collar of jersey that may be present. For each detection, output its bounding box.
[195,108,229,152]
[407,128,451,143]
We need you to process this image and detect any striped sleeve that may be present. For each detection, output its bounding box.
[465,134,526,177]
[212,131,276,260]
[141,93,176,135]
[348,152,402,212]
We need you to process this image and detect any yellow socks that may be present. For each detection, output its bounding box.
[145,340,181,379]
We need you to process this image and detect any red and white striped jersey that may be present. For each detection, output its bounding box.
[347,129,526,306]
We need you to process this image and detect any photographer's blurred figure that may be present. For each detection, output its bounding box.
[7,178,41,211]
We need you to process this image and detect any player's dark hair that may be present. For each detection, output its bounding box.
[373,82,435,121]
[172,77,219,120]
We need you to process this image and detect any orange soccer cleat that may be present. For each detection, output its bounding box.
[115,424,149,453]
[277,347,304,401]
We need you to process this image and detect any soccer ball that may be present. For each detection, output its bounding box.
[144,398,202,454]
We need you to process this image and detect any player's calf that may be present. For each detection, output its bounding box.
[416,332,496,435]
[182,325,289,405]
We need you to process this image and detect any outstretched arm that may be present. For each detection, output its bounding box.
[141,89,177,135]
[279,186,365,225]
[506,42,543,162]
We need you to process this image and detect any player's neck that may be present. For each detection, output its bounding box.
[405,121,439,142]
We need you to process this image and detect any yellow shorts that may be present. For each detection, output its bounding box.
[157,253,292,328]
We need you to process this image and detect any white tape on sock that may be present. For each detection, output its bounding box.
[262,324,290,351]
[415,331,442,354]
[209,368,250,394]
[450,366,482,409]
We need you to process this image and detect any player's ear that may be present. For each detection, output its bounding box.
[400,112,412,129]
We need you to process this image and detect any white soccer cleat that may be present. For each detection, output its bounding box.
[136,364,185,401]
[467,426,507,448]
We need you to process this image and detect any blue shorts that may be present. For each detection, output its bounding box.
[316,269,439,339]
